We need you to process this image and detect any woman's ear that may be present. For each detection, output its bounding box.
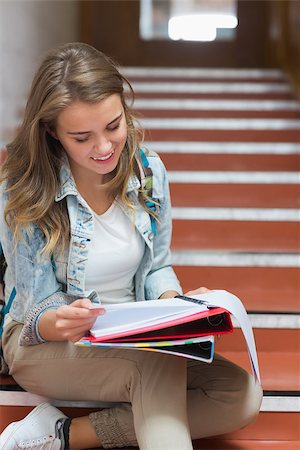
[46,126,58,140]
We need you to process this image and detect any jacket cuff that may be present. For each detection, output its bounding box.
[19,292,78,346]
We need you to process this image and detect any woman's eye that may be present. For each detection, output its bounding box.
[75,137,89,143]
[108,123,121,132]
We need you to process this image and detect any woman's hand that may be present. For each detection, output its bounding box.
[184,286,211,296]
[55,298,106,343]
[39,298,106,343]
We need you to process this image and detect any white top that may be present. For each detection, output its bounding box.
[85,201,145,304]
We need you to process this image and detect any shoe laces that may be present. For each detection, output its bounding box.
[18,434,58,448]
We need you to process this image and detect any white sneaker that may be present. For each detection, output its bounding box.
[0,402,67,449]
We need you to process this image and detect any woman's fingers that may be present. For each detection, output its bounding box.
[55,299,106,342]
[184,286,211,296]
[56,303,105,320]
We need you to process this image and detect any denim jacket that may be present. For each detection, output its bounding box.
[0,149,182,346]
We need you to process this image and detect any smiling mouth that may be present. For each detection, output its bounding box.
[91,151,114,161]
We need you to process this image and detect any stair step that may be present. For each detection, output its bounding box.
[142,117,300,130]
[136,92,296,100]
[122,67,287,79]
[174,266,299,312]
[170,184,300,208]
[133,97,300,108]
[172,207,300,221]
[144,141,300,154]
[160,153,300,171]
[193,440,300,450]
[172,250,299,267]
[218,350,300,391]
[146,129,300,142]
[167,171,299,184]
[138,109,300,119]
[172,220,299,252]
[132,82,293,95]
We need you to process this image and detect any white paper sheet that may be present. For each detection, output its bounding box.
[90,299,206,338]
[189,290,261,384]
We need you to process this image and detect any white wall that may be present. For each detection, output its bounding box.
[0,0,80,145]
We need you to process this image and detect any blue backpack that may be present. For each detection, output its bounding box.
[0,243,16,373]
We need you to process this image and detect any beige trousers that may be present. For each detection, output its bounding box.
[3,321,263,450]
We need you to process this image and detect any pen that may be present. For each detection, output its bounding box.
[175,295,216,309]
[175,295,207,305]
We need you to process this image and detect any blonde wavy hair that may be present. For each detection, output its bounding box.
[1,42,149,256]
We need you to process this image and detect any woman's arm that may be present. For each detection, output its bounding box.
[143,155,211,300]
[143,155,183,299]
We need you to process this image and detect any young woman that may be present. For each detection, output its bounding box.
[0,42,262,450]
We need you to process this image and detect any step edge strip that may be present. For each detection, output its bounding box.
[171,251,300,268]
[167,171,300,184]
[171,207,300,222]
[143,141,300,154]
[0,392,298,411]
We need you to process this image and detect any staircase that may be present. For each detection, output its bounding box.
[123,66,300,449]
[1,67,299,449]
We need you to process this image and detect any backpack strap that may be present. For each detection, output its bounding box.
[139,149,157,236]
[0,243,16,336]
[0,244,55,337]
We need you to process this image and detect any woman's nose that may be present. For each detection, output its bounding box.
[93,136,112,154]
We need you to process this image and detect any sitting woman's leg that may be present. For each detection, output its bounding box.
[186,353,263,439]
[3,321,193,450]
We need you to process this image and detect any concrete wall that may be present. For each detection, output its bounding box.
[0,0,80,145]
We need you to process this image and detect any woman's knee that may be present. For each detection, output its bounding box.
[210,358,263,428]
[241,373,263,428]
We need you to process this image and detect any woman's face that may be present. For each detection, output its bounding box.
[54,94,128,184]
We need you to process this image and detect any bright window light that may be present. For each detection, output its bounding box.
[168,14,238,42]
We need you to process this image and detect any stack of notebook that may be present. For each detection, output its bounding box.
[77,290,260,382]
[77,295,234,363]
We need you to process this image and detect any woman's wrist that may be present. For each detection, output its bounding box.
[159,290,179,299]
[38,309,64,341]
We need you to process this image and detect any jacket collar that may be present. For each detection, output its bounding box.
[55,159,141,202]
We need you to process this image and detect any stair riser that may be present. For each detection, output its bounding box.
[161,154,300,171]
[219,351,300,391]
[170,184,300,208]
[146,129,300,142]
[172,220,300,252]
[174,266,299,312]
